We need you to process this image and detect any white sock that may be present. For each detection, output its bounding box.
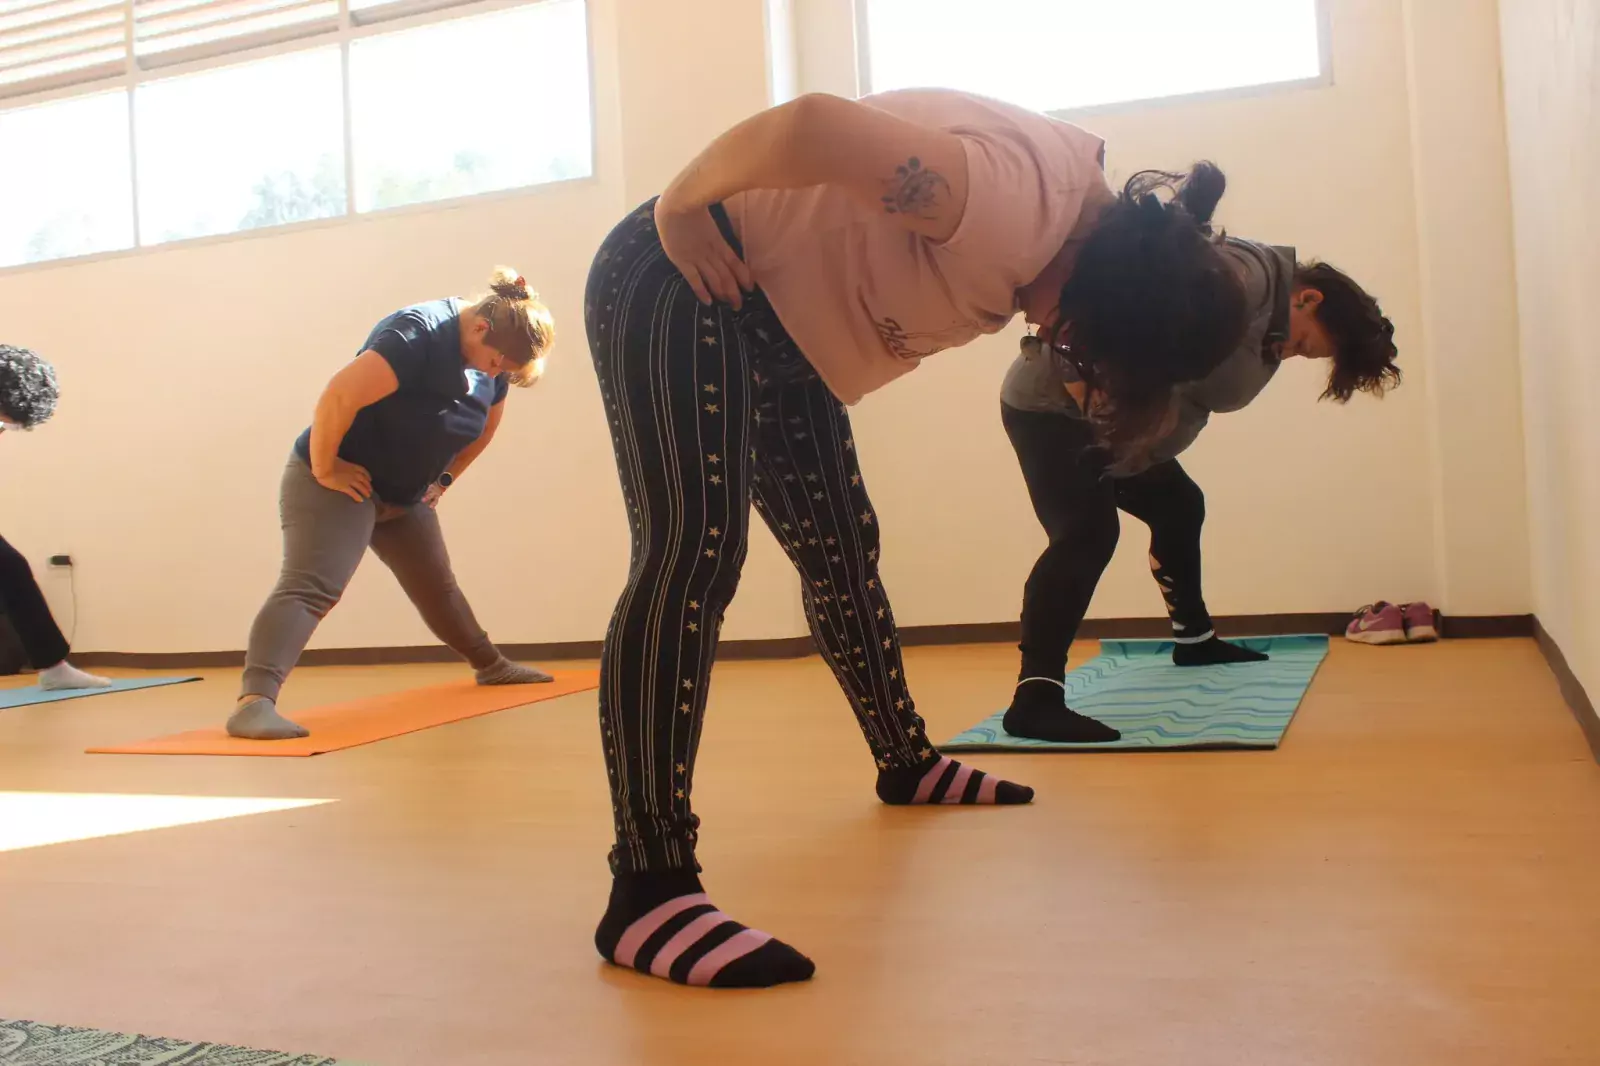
[39,661,114,691]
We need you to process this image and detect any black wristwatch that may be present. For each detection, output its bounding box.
[437,472,454,488]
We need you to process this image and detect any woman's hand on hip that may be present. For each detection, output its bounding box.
[422,483,446,509]
[316,458,373,502]
[655,195,752,309]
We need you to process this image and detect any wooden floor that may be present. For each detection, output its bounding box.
[2,638,1598,1066]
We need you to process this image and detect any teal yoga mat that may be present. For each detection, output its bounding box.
[0,675,199,710]
[941,635,1328,752]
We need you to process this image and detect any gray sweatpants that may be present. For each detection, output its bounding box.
[240,455,501,701]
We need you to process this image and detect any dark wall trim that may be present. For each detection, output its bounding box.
[71,612,1532,670]
[1440,614,1534,638]
[1533,617,1600,765]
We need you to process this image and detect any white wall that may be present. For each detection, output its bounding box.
[818,0,1517,628]
[0,0,1530,657]
[1498,0,1600,702]
[0,0,805,654]
[1401,0,1530,616]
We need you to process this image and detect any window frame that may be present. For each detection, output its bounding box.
[853,0,1334,120]
[0,0,595,273]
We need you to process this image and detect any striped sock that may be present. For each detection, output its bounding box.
[876,754,1035,805]
[596,871,815,988]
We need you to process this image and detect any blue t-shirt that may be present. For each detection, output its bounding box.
[295,298,508,505]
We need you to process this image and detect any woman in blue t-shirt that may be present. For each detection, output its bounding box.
[227,269,556,741]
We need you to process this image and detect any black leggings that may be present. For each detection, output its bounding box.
[0,534,69,670]
[587,201,933,875]
[1002,403,1213,680]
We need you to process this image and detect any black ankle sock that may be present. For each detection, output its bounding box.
[876,753,1034,804]
[1172,636,1270,667]
[596,870,815,988]
[1000,679,1121,743]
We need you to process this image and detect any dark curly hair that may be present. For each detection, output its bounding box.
[1056,161,1247,455]
[1295,262,1401,401]
[0,345,59,429]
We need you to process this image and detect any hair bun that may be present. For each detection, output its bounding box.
[488,266,530,302]
[1175,161,1226,228]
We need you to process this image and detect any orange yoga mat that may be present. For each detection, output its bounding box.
[86,670,599,757]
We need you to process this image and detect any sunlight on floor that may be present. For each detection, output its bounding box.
[0,792,335,853]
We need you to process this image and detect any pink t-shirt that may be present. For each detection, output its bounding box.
[725,89,1107,404]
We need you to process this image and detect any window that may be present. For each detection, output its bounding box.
[134,0,340,66]
[136,48,345,243]
[0,91,134,268]
[0,0,592,269]
[860,0,1325,114]
[348,0,591,212]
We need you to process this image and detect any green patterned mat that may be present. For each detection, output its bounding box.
[0,1018,355,1065]
[941,635,1329,751]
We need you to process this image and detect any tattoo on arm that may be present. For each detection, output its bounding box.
[880,157,951,220]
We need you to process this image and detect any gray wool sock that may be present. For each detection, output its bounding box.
[474,658,554,686]
[226,697,309,740]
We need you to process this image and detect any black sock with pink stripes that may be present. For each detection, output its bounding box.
[875,753,1035,805]
[596,868,815,988]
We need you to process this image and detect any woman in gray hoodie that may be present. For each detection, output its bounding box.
[999,178,1401,742]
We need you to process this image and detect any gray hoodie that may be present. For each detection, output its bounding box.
[1000,238,1295,473]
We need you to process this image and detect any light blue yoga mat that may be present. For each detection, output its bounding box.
[0,675,200,710]
[941,635,1328,752]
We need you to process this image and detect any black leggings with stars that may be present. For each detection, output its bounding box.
[586,200,934,875]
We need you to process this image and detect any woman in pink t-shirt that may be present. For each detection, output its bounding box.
[584,89,1248,989]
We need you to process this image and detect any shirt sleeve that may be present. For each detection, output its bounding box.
[937,117,1106,290]
[492,374,509,405]
[363,314,429,391]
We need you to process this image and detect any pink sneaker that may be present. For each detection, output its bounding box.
[1346,602,1407,645]
[1401,602,1438,642]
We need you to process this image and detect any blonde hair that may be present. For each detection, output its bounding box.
[472,266,555,386]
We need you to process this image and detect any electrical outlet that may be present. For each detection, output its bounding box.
[48,554,73,568]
